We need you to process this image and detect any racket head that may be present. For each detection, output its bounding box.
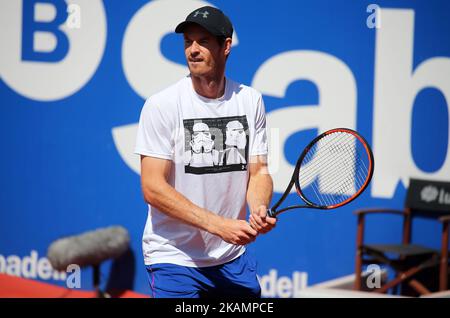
[293,128,374,209]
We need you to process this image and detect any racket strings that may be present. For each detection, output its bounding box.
[320,145,365,194]
[300,133,355,185]
[298,131,370,207]
[301,134,357,185]
[313,135,367,202]
[312,135,363,196]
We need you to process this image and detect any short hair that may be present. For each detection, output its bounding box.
[216,36,226,47]
[217,36,231,60]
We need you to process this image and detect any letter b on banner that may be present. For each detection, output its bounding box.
[21,0,69,62]
[0,0,106,101]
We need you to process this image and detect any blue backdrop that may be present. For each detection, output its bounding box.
[1,0,449,297]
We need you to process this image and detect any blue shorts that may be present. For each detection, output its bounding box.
[145,250,261,298]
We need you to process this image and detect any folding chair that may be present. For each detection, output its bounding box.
[354,178,450,296]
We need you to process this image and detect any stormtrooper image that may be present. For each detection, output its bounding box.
[184,122,220,167]
[221,120,247,165]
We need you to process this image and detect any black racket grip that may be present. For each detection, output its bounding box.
[267,208,276,218]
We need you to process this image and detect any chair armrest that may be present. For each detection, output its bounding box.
[439,215,450,223]
[353,208,405,216]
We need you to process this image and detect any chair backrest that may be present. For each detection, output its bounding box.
[406,178,450,218]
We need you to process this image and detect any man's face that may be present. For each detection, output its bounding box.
[183,24,230,78]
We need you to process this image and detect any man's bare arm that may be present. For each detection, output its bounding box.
[140,155,257,245]
[246,155,276,234]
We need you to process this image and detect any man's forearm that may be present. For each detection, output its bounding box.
[247,173,273,212]
[143,181,222,235]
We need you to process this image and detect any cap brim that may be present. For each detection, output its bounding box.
[175,21,222,36]
[175,21,193,34]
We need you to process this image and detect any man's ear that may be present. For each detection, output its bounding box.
[224,38,232,57]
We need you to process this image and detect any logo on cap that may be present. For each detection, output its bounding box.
[193,10,209,18]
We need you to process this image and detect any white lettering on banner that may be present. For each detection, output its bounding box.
[258,269,308,298]
[252,51,357,193]
[439,189,450,204]
[0,0,106,101]
[0,250,66,281]
[112,123,141,174]
[115,0,239,174]
[372,9,450,198]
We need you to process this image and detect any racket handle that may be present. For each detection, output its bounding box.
[267,208,276,218]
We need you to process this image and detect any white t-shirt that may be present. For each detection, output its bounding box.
[134,76,268,267]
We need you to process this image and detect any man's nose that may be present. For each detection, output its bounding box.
[190,41,200,55]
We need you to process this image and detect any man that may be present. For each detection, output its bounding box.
[135,6,276,298]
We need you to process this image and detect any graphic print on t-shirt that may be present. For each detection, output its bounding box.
[183,115,249,174]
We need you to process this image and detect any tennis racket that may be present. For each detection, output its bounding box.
[267,128,374,217]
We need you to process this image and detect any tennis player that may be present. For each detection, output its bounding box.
[135,5,276,298]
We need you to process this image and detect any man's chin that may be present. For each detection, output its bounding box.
[189,67,212,78]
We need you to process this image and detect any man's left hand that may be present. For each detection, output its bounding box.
[249,205,277,234]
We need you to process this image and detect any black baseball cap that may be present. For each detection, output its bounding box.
[175,6,233,38]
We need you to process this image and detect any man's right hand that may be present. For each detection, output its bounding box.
[214,218,258,245]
